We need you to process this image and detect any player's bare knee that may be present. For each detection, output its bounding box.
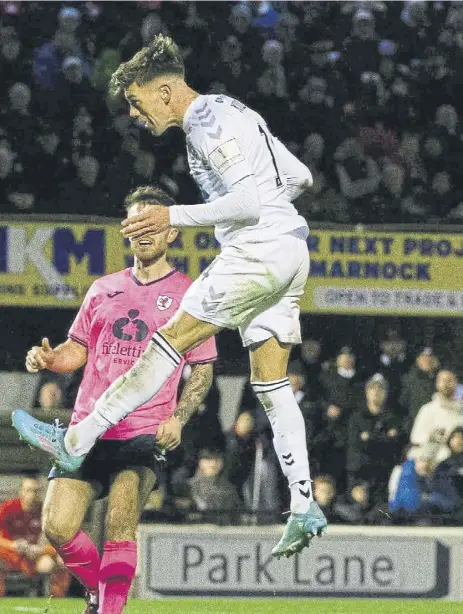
[250,339,291,382]
[42,512,79,547]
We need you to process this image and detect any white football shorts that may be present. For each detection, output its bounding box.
[181,227,310,347]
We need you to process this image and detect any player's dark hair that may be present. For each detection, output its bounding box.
[109,34,184,99]
[124,185,176,210]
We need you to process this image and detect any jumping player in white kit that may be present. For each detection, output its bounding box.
[16,34,327,558]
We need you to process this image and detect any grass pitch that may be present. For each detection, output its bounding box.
[1,598,462,614]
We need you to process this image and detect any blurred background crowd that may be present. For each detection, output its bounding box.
[1,3,463,597]
[11,328,463,531]
[2,0,463,222]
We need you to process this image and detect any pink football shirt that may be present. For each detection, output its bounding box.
[68,268,217,440]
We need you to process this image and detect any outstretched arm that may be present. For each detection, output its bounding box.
[26,338,88,374]
[156,362,214,450]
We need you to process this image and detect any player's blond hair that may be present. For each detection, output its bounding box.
[124,185,176,211]
[109,34,184,99]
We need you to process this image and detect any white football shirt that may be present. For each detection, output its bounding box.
[177,94,310,247]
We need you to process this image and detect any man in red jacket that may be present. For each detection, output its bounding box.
[0,475,70,597]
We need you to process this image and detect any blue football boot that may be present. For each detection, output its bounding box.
[12,409,85,473]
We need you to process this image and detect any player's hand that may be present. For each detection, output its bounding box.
[156,415,182,451]
[26,338,54,373]
[360,431,370,442]
[120,206,170,239]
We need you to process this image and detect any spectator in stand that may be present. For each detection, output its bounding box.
[347,374,404,501]
[319,346,362,411]
[375,329,410,408]
[436,428,463,513]
[214,35,251,101]
[0,142,35,213]
[188,449,241,523]
[298,337,323,400]
[5,82,36,154]
[0,476,70,598]
[226,3,255,64]
[312,475,343,524]
[396,1,433,63]
[292,75,340,148]
[398,131,428,218]
[29,123,71,206]
[336,480,389,525]
[389,444,459,522]
[1,26,28,84]
[309,347,362,490]
[170,371,224,497]
[400,347,439,423]
[369,161,406,222]
[133,150,156,184]
[342,9,380,84]
[410,369,463,463]
[426,170,463,220]
[57,56,101,123]
[334,138,381,221]
[254,39,288,131]
[58,155,108,214]
[33,370,81,412]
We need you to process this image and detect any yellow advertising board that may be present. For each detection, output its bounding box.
[0,220,462,316]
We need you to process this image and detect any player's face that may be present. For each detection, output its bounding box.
[125,81,170,137]
[127,203,178,263]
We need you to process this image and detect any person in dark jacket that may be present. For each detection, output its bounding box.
[315,346,363,491]
[319,346,363,412]
[389,444,459,522]
[375,329,411,409]
[312,475,344,524]
[435,427,463,510]
[170,373,225,496]
[347,374,405,502]
[188,449,241,524]
[336,480,390,525]
[400,347,439,426]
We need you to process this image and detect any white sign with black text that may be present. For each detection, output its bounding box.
[138,527,448,598]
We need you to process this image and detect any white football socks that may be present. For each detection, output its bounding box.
[65,332,182,455]
[252,378,313,514]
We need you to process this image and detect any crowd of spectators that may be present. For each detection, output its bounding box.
[2,1,463,222]
[30,327,463,527]
[218,332,463,526]
[3,0,463,528]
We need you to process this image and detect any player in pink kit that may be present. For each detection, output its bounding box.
[13,186,216,614]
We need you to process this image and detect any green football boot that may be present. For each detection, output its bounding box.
[272,501,328,559]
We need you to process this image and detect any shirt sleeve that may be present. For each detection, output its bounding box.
[272,137,313,200]
[185,336,218,364]
[169,112,261,227]
[68,283,97,346]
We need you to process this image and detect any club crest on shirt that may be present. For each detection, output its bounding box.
[157,295,173,311]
